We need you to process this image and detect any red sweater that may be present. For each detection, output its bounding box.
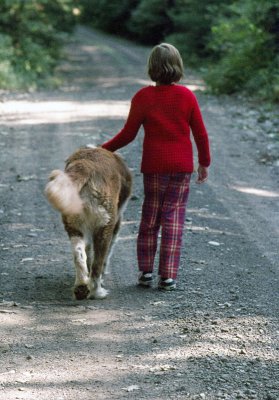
[102,84,210,173]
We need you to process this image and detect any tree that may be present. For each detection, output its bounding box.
[166,0,227,65]
[127,0,174,44]
[80,0,140,36]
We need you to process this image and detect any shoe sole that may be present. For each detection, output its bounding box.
[158,285,176,291]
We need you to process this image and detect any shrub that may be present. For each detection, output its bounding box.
[0,34,18,89]
[205,0,279,101]
[0,0,78,89]
[166,0,227,66]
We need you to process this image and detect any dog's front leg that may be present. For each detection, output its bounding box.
[71,236,90,300]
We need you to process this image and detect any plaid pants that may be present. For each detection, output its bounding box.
[137,173,191,280]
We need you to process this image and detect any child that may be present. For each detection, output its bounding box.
[102,43,210,291]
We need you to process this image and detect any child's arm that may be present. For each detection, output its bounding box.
[189,95,211,169]
[102,95,144,152]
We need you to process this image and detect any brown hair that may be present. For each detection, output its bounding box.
[147,43,184,85]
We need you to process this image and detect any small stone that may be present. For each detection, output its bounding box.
[244,389,256,396]
[25,344,34,349]
[16,174,36,182]
[122,385,140,392]
[0,344,10,353]
[208,241,221,246]
[265,394,277,400]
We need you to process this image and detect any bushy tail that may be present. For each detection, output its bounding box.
[44,170,83,215]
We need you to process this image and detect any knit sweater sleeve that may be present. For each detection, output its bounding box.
[189,94,211,167]
[102,93,144,152]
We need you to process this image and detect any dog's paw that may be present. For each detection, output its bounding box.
[74,284,90,300]
[90,286,109,300]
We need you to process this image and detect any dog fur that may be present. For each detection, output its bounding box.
[44,146,132,300]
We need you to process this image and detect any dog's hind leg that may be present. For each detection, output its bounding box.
[89,225,115,299]
[86,242,94,274]
[71,236,90,300]
[103,218,121,275]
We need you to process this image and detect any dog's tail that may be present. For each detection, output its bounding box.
[44,170,83,215]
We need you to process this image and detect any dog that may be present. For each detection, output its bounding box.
[44,146,132,300]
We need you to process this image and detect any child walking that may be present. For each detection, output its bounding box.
[102,43,211,291]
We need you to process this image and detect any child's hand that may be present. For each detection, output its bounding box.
[196,165,208,184]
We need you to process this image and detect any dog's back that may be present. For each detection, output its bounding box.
[45,147,132,300]
[45,147,132,217]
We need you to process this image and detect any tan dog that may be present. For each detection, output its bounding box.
[45,146,132,300]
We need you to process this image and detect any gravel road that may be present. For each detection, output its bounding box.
[0,26,278,400]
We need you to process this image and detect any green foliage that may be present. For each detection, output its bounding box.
[166,0,225,65]
[205,0,279,101]
[0,34,18,89]
[79,0,279,102]
[127,0,173,44]
[80,0,139,35]
[2,0,277,101]
[0,0,78,90]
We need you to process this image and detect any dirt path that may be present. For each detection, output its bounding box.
[0,26,278,400]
